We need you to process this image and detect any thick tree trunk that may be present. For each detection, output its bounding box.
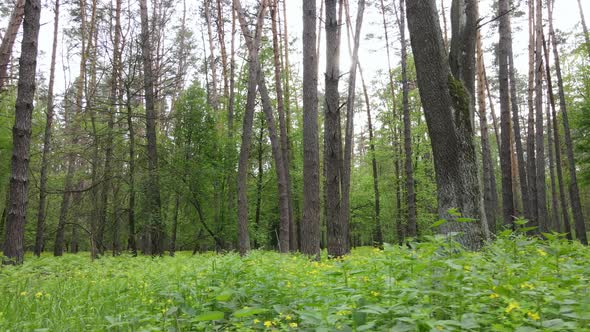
[34,0,59,257]
[477,31,498,233]
[125,84,137,256]
[234,0,267,255]
[2,0,41,265]
[534,0,549,233]
[406,0,488,250]
[399,0,417,238]
[498,0,515,228]
[0,0,25,91]
[140,0,164,255]
[549,0,588,244]
[301,0,321,259]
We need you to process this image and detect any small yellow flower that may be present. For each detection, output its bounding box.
[536,249,548,256]
[35,292,43,299]
[263,320,272,327]
[370,291,380,297]
[253,319,260,324]
[489,293,499,299]
[505,301,519,313]
[527,311,540,320]
[520,282,534,290]
[285,315,292,321]
[463,265,472,272]
[289,322,298,328]
[20,291,27,296]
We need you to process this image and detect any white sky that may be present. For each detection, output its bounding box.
[30,0,590,105]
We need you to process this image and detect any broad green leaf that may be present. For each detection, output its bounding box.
[194,311,225,321]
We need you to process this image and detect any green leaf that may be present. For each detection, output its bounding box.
[215,290,233,302]
[431,219,448,228]
[456,217,475,223]
[194,311,225,321]
[232,308,267,318]
[447,208,462,217]
[514,218,529,225]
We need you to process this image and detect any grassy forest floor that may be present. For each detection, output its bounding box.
[0,234,589,331]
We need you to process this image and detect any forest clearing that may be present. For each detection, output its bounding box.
[1,235,589,331]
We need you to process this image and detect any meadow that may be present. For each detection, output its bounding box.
[1,233,589,331]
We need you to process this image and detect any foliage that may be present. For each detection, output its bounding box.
[1,237,589,331]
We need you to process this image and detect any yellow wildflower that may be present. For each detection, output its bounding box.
[20,291,27,296]
[527,311,540,320]
[285,315,292,321]
[536,249,548,256]
[264,320,272,327]
[505,302,519,313]
[370,291,380,297]
[489,293,499,299]
[520,282,534,290]
[35,292,43,299]
[289,322,298,328]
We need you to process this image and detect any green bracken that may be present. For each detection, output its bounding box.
[0,234,589,331]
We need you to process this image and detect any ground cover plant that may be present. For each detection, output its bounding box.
[1,233,589,331]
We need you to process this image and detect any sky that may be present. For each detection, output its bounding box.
[28,0,590,105]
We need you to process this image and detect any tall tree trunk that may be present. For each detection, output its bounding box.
[406,0,488,249]
[576,0,590,59]
[534,0,549,232]
[0,0,25,91]
[545,98,560,232]
[544,5,572,237]
[508,16,530,221]
[324,0,346,257]
[34,0,59,257]
[205,0,219,112]
[498,0,515,227]
[549,0,588,244]
[526,0,538,224]
[140,0,164,255]
[301,0,321,259]
[2,0,41,265]
[271,0,294,251]
[399,0,417,238]
[477,31,498,233]
[234,0,267,255]
[254,114,264,248]
[125,84,137,256]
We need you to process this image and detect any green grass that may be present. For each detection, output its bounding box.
[1,234,589,331]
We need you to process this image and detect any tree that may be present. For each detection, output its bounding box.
[406,0,488,249]
[301,0,321,259]
[0,0,25,91]
[140,0,164,255]
[2,0,41,265]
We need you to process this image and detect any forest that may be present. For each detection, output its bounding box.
[0,0,590,330]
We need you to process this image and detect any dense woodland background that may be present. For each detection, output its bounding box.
[1,0,590,264]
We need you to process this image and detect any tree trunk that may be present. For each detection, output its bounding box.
[125,84,137,256]
[34,0,59,257]
[0,0,25,91]
[254,114,264,248]
[301,0,321,259]
[140,0,164,255]
[234,0,267,255]
[576,0,590,59]
[526,0,538,224]
[549,0,588,244]
[399,0,417,238]
[2,0,41,265]
[534,0,549,233]
[477,31,498,233]
[498,0,515,228]
[406,0,488,250]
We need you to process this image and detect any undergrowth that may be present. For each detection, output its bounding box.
[0,232,589,331]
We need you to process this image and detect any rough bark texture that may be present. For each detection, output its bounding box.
[498,0,515,227]
[526,0,538,224]
[534,0,548,233]
[0,0,25,90]
[549,1,588,244]
[34,0,59,257]
[324,0,347,257]
[406,0,488,250]
[125,84,137,255]
[301,0,321,259]
[3,0,41,265]
[400,0,417,238]
[140,0,164,255]
[235,0,267,255]
[477,31,497,233]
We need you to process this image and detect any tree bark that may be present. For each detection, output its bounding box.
[498,0,515,228]
[576,0,590,60]
[125,83,137,256]
[2,0,41,265]
[526,0,538,224]
[301,0,321,259]
[549,0,588,244]
[477,31,498,233]
[406,0,488,249]
[0,0,25,91]
[34,0,59,257]
[140,0,164,255]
